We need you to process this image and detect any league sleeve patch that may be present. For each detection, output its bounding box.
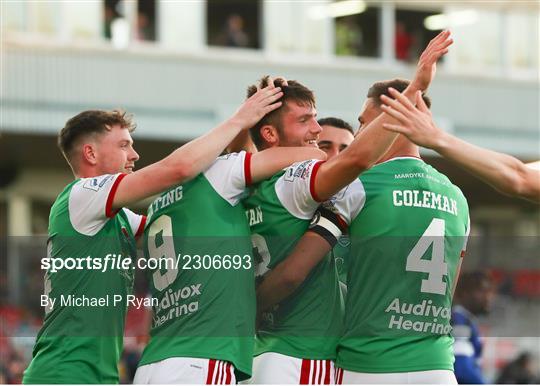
[216,153,233,161]
[284,167,295,182]
[83,175,114,192]
[283,160,316,183]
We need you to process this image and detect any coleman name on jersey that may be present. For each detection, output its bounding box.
[392,189,458,216]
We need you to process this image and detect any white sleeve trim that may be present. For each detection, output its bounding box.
[203,151,248,206]
[326,179,366,225]
[274,159,322,219]
[122,208,145,236]
[68,174,122,236]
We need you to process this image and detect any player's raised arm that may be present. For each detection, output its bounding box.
[312,30,453,201]
[381,89,540,203]
[257,195,351,312]
[250,147,326,183]
[257,230,333,313]
[111,85,284,209]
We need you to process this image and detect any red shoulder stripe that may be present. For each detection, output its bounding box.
[309,161,325,202]
[244,152,253,186]
[105,173,127,218]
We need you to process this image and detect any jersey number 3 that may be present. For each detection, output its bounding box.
[405,218,448,295]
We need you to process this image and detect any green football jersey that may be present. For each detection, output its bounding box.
[138,152,255,380]
[333,235,351,294]
[244,159,364,360]
[336,157,470,373]
[23,174,144,384]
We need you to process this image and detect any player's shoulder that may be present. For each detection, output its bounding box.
[72,174,118,192]
[51,179,80,207]
[205,150,249,172]
[276,159,322,182]
[48,179,80,231]
[51,175,116,214]
[326,179,366,213]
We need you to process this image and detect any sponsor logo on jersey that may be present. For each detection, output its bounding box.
[153,283,202,327]
[385,297,452,335]
[394,171,452,187]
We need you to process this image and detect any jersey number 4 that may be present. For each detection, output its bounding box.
[405,218,448,295]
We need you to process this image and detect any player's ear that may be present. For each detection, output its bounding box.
[82,143,98,166]
[260,125,279,146]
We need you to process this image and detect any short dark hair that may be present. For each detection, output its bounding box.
[317,117,354,135]
[367,78,431,109]
[246,76,315,150]
[58,109,135,169]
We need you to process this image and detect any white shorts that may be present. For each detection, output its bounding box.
[250,352,337,384]
[338,368,457,384]
[134,357,236,384]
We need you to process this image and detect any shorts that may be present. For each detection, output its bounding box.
[338,369,457,384]
[134,357,236,384]
[250,352,336,384]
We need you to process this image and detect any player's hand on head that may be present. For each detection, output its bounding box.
[380,89,441,149]
[231,84,284,130]
[273,75,289,87]
[411,30,453,91]
[265,75,288,88]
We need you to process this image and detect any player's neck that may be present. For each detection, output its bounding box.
[377,143,420,164]
[74,165,108,179]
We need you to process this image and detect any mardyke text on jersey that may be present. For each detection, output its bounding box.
[41,294,157,310]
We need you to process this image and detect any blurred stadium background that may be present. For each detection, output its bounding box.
[0,0,539,383]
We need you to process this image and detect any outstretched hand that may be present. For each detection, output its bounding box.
[231,80,283,130]
[411,30,453,92]
[380,88,443,149]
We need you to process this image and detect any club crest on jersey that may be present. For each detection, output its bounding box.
[338,235,350,247]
